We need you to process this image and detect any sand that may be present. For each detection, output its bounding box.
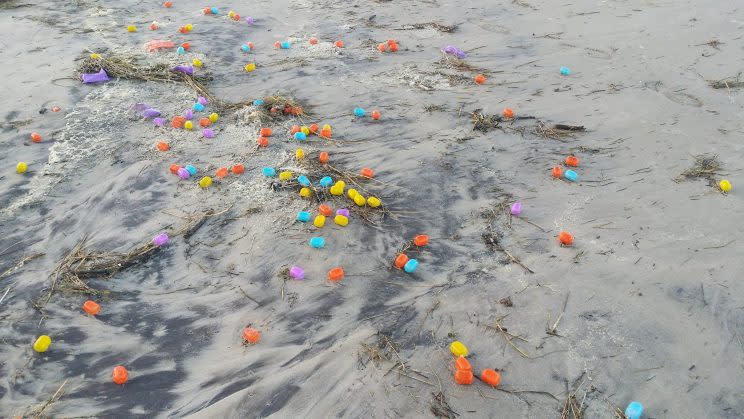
[1,0,743,417]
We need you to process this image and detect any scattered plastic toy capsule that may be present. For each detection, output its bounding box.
[197,96,207,105]
[177,46,185,55]
[394,254,409,269]
[244,63,256,72]
[309,37,319,45]
[309,237,325,248]
[720,179,732,192]
[558,231,574,246]
[260,127,272,136]
[336,180,346,188]
[241,44,251,52]
[309,123,319,134]
[294,132,307,141]
[624,402,643,419]
[320,128,332,138]
[289,266,305,280]
[193,102,205,112]
[510,202,522,216]
[246,42,254,50]
[299,187,311,197]
[371,110,381,120]
[183,109,194,120]
[280,41,291,49]
[328,267,345,282]
[474,74,486,84]
[33,335,51,353]
[210,6,218,14]
[169,164,181,174]
[564,170,578,182]
[163,1,172,7]
[413,234,429,246]
[565,155,579,167]
[257,136,268,147]
[290,125,300,135]
[152,232,169,246]
[552,166,563,178]
[354,194,366,207]
[127,25,137,32]
[360,167,374,178]
[153,117,165,126]
[295,148,305,160]
[354,107,366,117]
[300,126,310,135]
[83,300,101,315]
[319,204,333,216]
[298,175,311,186]
[231,164,245,174]
[367,196,381,208]
[177,167,190,179]
[192,58,203,67]
[403,259,418,273]
[334,40,344,48]
[297,211,311,222]
[202,129,215,138]
[560,66,571,75]
[185,24,193,31]
[242,327,260,344]
[503,107,514,118]
[149,21,158,30]
[455,356,472,372]
[450,341,468,357]
[185,165,197,175]
[112,366,129,384]
[334,214,349,226]
[279,171,292,181]
[347,188,358,199]
[31,132,42,142]
[388,42,399,52]
[377,43,387,52]
[51,106,60,112]
[199,118,211,127]
[336,208,350,217]
[208,112,219,122]
[319,176,333,187]
[319,151,329,164]
[274,41,281,49]
[313,215,326,228]
[481,369,501,387]
[16,162,28,173]
[184,120,193,130]
[330,185,343,195]
[262,167,276,177]
[171,116,185,128]
[245,16,255,25]
[454,369,474,385]
[215,167,228,178]
[199,176,212,188]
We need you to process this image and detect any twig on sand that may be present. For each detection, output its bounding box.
[547,292,570,336]
[485,315,531,358]
[431,391,459,418]
[0,253,44,280]
[560,375,588,419]
[482,232,534,273]
[27,379,69,418]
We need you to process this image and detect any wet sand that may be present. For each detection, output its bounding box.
[1,0,743,417]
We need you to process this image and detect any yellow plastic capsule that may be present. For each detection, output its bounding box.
[228,10,235,18]
[334,215,349,226]
[300,126,310,135]
[279,171,293,181]
[450,341,468,357]
[90,53,101,59]
[330,185,343,196]
[127,25,137,32]
[244,63,256,72]
[295,148,305,160]
[313,215,326,228]
[16,162,28,173]
[322,124,331,131]
[367,196,381,208]
[199,176,212,188]
[208,112,219,122]
[335,180,346,189]
[192,58,203,68]
[347,188,358,199]
[353,194,366,206]
[185,23,193,31]
[184,120,193,130]
[720,179,732,192]
[33,335,51,353]
[299,187,311,197]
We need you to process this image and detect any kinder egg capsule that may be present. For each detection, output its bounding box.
[199,118,211,127]
[394,254,409,268]
[274,41,281,49]
[565,155,579,166]
[319,176,333,187]
[720,179,732,192]
[413,235,429,246]
[177,46,185,55]
[241,44,250,52]
[455,356,472,372]
[193,103,205,112]
[309,236,325,248]
[184,120,194,130]
[377,43,387,52]
[564,170,578,182]
[330,185,343,196]
[294,132,307,141]
[83,300,101,315]
[185,165,197,175]
[560,66,571,75]
[558,231,574,246]
[245,16,255,25]
[202,129,215,138]
[328,267,344,282]
[127,25,137,32]
[367,196,381,207]
[301,126,310,135]
[203,7,211,14]
[253,99,264,106]
[183,109,194,120]
[163,1,172,6]
[257,136,268,147]
[228,10,235,17]
[625,402,643,419]
[336,208,350,217]
[199,176,213,188]
[320,128,332,138]
[153,117,165,126]
[360,167,374,178]
[280,41,291,49]
[51,106,60,112]
[334,214,349,226]
[242,327,260,343]
[185,24,193,31]
[309,37,319,45]
[371,110,381,120]
[474,74,486,84]
[197,96,208,105]
[33,335,51,353]
[299,187,311,197]
[403,259,418,273]
[353,194,366,206]
[31,132,42,142]
[313,215,326,228]
[503,107,514,118]
[481,369,501,387]
[150,22,159,30]
[260,127,272,136]
[208,112,219,122]
[152,232,169,246]
[297,175,311,186]
[262,167,276,177]
[319,204,333,216]
[347,188,358,199]
[112,366,129,384]
[177,167,190,179]
[90,53,101,59]
[295,148,305,159]
[454,369,474,385]
[289,266,305,280]
[309,123,319,134]
[354,107,366,117]
[210,6,218,14]
[319,151,329,164]
[450,341,468,357]
[231,164,245,174]
[552,166,563,178]
[169,164,181,174]
[279,171,292,181]
[388,42,399,52]
[244,63,256,72]
[192,58,203,67]
[510,202,522,216]
[16,162,28,173]
[335,180,346,188]
[334,40,344,48]
[297,211,311,222]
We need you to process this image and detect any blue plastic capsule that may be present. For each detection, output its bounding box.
[262,167,276,177]
[354,107,365,117]
[177,46,186,55]
[253,99,264,106]
[297,175,311,186]
[319,176,333,187]
[241,44,250,52]
[564,170,578,182]
[404,259,418,273]
[560,66,571,75]
[624,402,643,419]
[193,102,205,112]
[309,237,325,248]
[297,211,311,222]
[210,7,218,14]
[280,41,291,49]
[294,132,307,141]
[185,165,197,176]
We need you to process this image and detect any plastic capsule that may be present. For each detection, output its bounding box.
[474,74,486,84]
[215,167,228,178]
[169,164,181,174]
[295,148,305,160]
[185,24,193,31]
[262,167,276,177]
[16,162,28,173]
[313,215,326,228]
[193,103,205,112]
[560,66,571,75]
[202,129,215,138]
[481,369,501,387]
[625,402,643,419]
[127,25,137,32]
[177,46,185,55]
[353,107,365,117]
[403,259,418,273]
[558,231,574,246]
[257,136,268,147]
[210,6,218,14]
[360,167,374,178]
[297,175,311,186]
[171,116,185,128]
[319,176,333,187]
[309,123,319,134]
[503,108,515,118]
[564,170,578,182]
[242,327,260,344]
[253,99,264,106]
[185,165,197,176]
[510,202,522,216]
[199,176,212,188]
[244,63,256,72]
[199,118,211,127]
[177,167,190,179]
[371,110,381,120]
[290,125,300,135]
[455,356,471,372]
[112,366,129,384]
[394,254,408,269]
[327,267,344,282]
[319,204,333,216]
[309,236,325,248]
[31,132,42,142]
[280,41,291,49]
[33,335,51,353]
[83,300,101,315]
[184,120,193,130]
[330,185,343,196]
[299,187,311,197]
[260,127,272,136]
[377,43,387,52]
[320,128,332,138]
[209,112,219,122]
[450,341,468,357]
[289,266,305,280]
[300,126,310,135]
[413,234,429,246]
[388,42,399,52]
[231,164,245,174]
[279,171,292,181]
[336,208,350,217]
[152,232,169,246]
[297,211,311,222]
[347,188,358,199]
[334,40,344,48]
[720,179,732,192]
[454,369,474,385]
[183,109,194,120]
[353,194,366,206]
[294,132,307,141]
[565,155,579,167]
[163,1,172,6]
[552,166,563,178]
[245,16,255,24]
[319,151,329,164]
[241,44,250,52]
[334,214,349,226]
[367,196,381,207]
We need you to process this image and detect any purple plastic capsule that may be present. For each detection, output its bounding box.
[142,108,161,118]
[197,96,208,106]
[202,128,215,138]
[81,68,110,84]
[171,65,194,76]
[510,202,522,216]
[153,117,165,126]
[177,167,190,179]
[152,232,169,247]
[442,45,466,59]
[336,208,350,217]
[289,266,305,280]
[183,109,194,120]
[244,16,255,25]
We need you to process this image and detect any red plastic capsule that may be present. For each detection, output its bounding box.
[169,164,181,174]
[309,123,319,134]
[413,235,429,246]
[334,40,344,48]
[171,116,185,128]
[181,42,190,50]
[552,166,563,178]
[454,369,473,385]
[257,137,268,147]
[558,231,574,246]
[231,164,245,174]
[163,1,172,7]
[319,151,329,164]
[290,125,300,135]
[260,127,272,137]
[215,167,229,178]
[319,128,332,138]
[157,141,170,151]
[565,155,579,167]
[199,118,211,127]
[112,366,128,385]
[371,110,381,120]
[309,37,319,45]
[377,43,387,52]
[474,74,486,84]
[328,267,345,282]
[481,369,501,387]
[455,356,471,372]
[360,167,374,178]
[82,300,100,315]
[319,204,333,217]
[503,108,514,119]
[30,132,42,142]
[242,327,260,344]
[388,43,399,52]
[394,254,409,269]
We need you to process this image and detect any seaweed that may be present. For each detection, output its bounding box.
[675,154,721,185]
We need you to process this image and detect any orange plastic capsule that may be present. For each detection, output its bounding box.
[552,166,563,178]
[388,43,399,52]
[171,116,185,128]
[260,127,272,137]
[503,108,514,119]
[112,366,128,385]
[203,7,211,14]
[320,128,332,138]
[455,356,471,372]
[257,137,268,147]
[290,125,300,135]
[156,141,170,151]
[52,106,61,112]
[474,74,486,84]
[387,39,397,46]
[558,231,574,246]
[163,1,172,7]
[334,40,344,48]
[319,204,333,217]
[169,164,181,174]
[454,369,474,385]
[242,327,261,344]
[481,369,501,387]
[31,132,42,142]
[82,300,100,315]
[215,167,229,178]
[309,37,319,45]
[413,234,429,246]
[274,41,281,49]
[371,110,381,120]
[319,151,329,164]
[179,26,187,34]
[309,123,319,134]
[565,155,579,167]
[360,167,374,178]
[377,43,387,52]
[231,164,245,174]
[181,42,190,50]
[394,254,409,269]
[199,118,211,127]
[328,267,345,282]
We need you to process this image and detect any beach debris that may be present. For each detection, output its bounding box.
[81,69,110,84]
[309,236,325,248]
[413,234,429,246]
[564,169,578,182]
[560,66,571,75]
[33,335,51,353]
[394,254,409,268]
[143,40,175,52]
[441,45,466,59]
[624,402,643,419]
[289,266,305,280]
[453,356,473,385]
[719,179,732,192]
[552,166,563,178]
[450,340,468,357]
[30,132,42,142]
[127,25,137,32]
[327,267,344,281]
[510,202,522,216]
[82,300,100,315]
[297,211,311,222]
[503,107,514,118]
[198,176,212,188]
[242,327,261,344]
[16,162,28,173]
[565,155,579,167]
[558,231,574,246]
[354,107,366,117]
[403,259,418,273]
[474,74,486,84]
[675,154,721,186]
[480,369,501,387]
[334,40,344,48]
[112,366,128,384]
